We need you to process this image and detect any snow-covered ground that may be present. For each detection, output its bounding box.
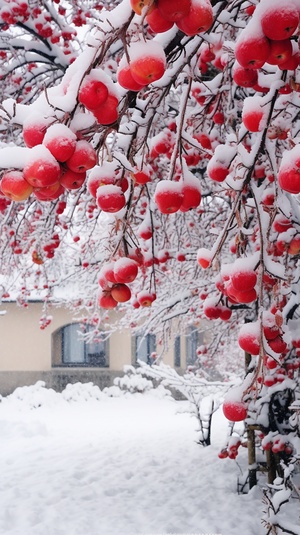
[0,381,269,535]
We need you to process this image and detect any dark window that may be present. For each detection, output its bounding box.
[135,333,156,364]
[52,323,109,367]
[174,335,181,367]
[186,327,203,365]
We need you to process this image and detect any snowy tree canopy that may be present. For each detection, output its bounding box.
[1,0,300,523]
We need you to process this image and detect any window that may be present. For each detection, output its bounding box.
[52,323,109,367]
[174,335,181,367]
[186,326,203,366]
[134,332,156,364]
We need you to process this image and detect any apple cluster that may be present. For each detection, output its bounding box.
[235,1,300,76]
[117,40,167,92]
[98,258,139,309]
[0,122,97,202]
[217,262,258,305]
[78,69,119,126]
[97,257,158,310]
[218,436,245,460]
[87,163,129,214]
[261,432,294,455]
[131,0,213,37]
[154,175,201,214]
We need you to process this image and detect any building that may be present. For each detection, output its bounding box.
[0,301,205,395]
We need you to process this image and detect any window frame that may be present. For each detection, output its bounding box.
[52,322,109,368]
[133,332,156,365]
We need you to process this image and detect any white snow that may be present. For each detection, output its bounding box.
[0,380,267,535]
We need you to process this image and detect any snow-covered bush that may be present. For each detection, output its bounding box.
[61,382,104,402]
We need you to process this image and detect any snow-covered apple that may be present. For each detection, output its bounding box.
[235,33,270,69]
[23,145,61,188]
[223,399,247,422]
[97,185,126,213]
[113,257,138,283]
[129,41,166,86]
[261,4,299,41]
[65,140,97,173]
[43,124,77,162]
[22,115,51,148]
[154,180,183,214]
[176,0,213,36]
[238,322,260,355]
[78,71,109,110]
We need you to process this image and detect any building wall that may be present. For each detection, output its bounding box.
[0,301,182,395]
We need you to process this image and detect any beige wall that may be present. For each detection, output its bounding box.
[0,301,178,372]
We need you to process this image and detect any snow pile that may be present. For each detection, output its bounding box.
[61,381,105,402]
[105,365,172,398]
[6,380,60,409]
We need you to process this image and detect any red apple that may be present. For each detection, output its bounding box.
[43,124,77,162]
[22,115,50,148]
[34,181,64,201]
[279,52,300,71]
[154,180,183,214]
[117,60,145,91]
[137,290,156,307]
[129,41,166,86]
[207,162,229,182]
[278,167,300,194]
[78,73,109,110]
[231,269,257,291]
[223,399,247,422]
[60,168,86,190]
[219,307,232,321]
[180,179,201,212]
[132,167,151,185]
[176,0,213,36]
[232,62,258,87]
[197,247,212,268]
[267,39,293,66]
[242,97,266,132]
[157,0,191,22]
[97,185,126,213]
[1,170,33,201]
[98,290,118,309]
[113,257,138,283]
[23,145,61,188]
[203,300,221,319]
[92,94,119,125]
[235,33,271,69]
[146,5,174,32]
[65,140,97,173]
[268,336,287,354]
[111,283,131,303]
[226,281,257,304]
[98,262,117,288]
[261,4,299,41]
[238,322,260,355]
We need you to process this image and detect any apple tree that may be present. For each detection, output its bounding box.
[0,0,300,526]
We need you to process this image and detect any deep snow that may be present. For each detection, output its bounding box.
[0,381,271,535]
